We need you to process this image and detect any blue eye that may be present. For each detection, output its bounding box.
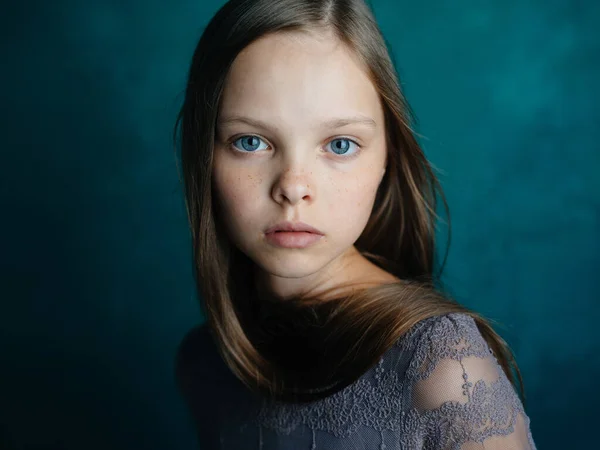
[230,135,360,158]
[232,135,269,153]
[327,138,360,157]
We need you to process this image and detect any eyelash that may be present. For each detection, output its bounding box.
[228,135,362,159]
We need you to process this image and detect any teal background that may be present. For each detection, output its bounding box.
[1,0,598,448]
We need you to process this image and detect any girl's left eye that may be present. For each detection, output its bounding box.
[325,138,360,157]
[230,135,361,158]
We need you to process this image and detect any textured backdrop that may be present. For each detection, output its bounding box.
[1,0,598,449]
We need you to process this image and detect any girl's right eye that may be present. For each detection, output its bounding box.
[231,135,269,153]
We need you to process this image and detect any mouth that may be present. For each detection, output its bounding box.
[264,221,324,235]
[265,230,324,249]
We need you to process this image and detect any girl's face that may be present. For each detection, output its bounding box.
[213,30,389,300]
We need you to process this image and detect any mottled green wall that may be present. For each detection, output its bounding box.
[1,1,598,449]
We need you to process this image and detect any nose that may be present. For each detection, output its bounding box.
[271,169,314,206]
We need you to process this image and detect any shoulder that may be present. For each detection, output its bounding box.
[398,312,484,348]
[398,312,523,415]
[175,322,222,391]
[174,324,228,445]
[176,322,212,365]
[175,322,243,417]
[396,314,537,448]
[396,313,493,380]
[177,322,213,361]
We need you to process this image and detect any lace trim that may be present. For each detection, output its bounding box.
[398,313,493,382]
[255,358,405,438]
[252,313,534,450]
[405,369,528,449]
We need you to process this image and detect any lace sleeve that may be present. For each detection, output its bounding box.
[404,313,537,450]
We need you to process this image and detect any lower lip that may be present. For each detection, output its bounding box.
[265,231,323,248]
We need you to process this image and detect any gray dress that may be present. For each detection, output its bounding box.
[176,313,537,449]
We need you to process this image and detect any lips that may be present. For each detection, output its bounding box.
[265,221,324,235]
[265,229,324,249]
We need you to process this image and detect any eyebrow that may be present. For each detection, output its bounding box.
[217,115,377,131]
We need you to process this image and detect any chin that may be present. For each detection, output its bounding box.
[256,255,323,278]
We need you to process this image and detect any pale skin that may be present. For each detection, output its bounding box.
[212,28,400,302]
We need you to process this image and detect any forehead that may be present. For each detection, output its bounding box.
[218,30,383,127]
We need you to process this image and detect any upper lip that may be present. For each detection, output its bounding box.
[265,221,324,235]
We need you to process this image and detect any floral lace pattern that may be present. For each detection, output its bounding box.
[251,313,537,450]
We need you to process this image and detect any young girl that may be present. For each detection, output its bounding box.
[175,0,537,448]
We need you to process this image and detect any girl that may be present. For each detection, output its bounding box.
[175,0,537,449]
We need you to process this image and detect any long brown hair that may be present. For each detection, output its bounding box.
[174,0,526,407]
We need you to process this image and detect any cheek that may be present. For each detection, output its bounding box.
[213,162,263,232]
[326,173,382,231]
